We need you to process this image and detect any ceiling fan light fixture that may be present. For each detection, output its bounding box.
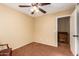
[31,6,39,13]
[33,6,37,10]
[30,8,34,12]
[35,9,39,12]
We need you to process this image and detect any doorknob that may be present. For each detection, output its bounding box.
[73,35,79,37]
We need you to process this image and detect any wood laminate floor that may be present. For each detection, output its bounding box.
[12,42,73,56]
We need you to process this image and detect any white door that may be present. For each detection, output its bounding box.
[70,9,77,56]
[77,8,79,55]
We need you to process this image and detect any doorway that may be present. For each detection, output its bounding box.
[57,16,70,48]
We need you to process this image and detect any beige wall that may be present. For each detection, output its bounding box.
[0,5,33,50]
[34,9,74,47]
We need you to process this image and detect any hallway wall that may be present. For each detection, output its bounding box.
[58,17,70,34]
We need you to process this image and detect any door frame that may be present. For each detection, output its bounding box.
[56,15,71,47]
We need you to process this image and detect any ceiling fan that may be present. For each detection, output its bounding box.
[19,3,51,14]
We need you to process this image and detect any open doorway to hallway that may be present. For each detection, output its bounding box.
[57,16,70,49]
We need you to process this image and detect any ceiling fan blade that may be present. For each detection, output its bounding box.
[19,5,31,7]
[31,10,35,14]
[41,3,51,6]
[38,7,46,14]
[31,12,34,14]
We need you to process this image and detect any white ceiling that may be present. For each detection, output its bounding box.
[3,3,75,17]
